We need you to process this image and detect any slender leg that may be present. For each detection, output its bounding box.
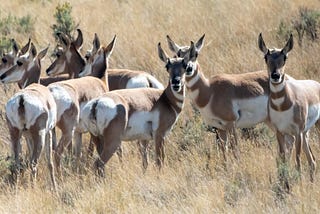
[138,140,149,172]
[155,134,165,170]
[30,129,46,187]
[45,130,56,190]
[276,131,290,192]
[295,132,303,176]
[230,124,240,160]
[302,131,316,182]
[217,129,227,162]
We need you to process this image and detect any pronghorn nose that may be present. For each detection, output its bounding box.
[186,66,193,73]
[0,73,6,80]
[172,77,181,85]
[271,72,280,80]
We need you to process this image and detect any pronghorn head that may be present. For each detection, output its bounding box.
[80,34,117,78]
[158,42,197,92]
[258,33,293,84]
[0,42,48,85]
[46,29,85,77]
[0,38,31,76]
[166,34,205,77]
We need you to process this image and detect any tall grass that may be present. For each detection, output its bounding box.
[0,0,320,213]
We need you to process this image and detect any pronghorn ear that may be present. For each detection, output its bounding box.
[37,45,49,61]
[30,43,37,58]
[104,35,117,58]
[282,34,293,55]
[166,35,181,54]
[73,29,83,50]
[11,39,19,56]
[258,33,268,55]
[93,33,101,53]
[187,41,197,62]
[195,34,205,53]
[158,42,169,63]
[20,38,31,55]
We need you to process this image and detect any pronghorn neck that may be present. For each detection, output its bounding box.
[269,75,292,111]
[164,82,185,114]
[185,62,211,107]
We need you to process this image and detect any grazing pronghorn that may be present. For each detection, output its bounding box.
[6,83,57,189]
[46,35,116,174]
[258,33,319,184]
[80,32,164,90]
[46,29,84,78]
[0,38,31,76]
[166,35,290,161]
[79,42,187,175]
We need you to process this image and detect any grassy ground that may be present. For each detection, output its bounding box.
[0,0,320,213]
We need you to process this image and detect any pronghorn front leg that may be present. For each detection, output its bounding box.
[216,129,227,162]
[155,134,165,170]
[295,132,303,176]
[276,131,290,191]
[138,140,149,172]
[230,124,240,160]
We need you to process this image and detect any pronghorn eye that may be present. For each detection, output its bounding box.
[56,52,62,58]
[17,61,23,66]
[2,58,7,63]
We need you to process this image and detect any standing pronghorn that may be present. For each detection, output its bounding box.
[80,33,164,90]
[258,33,319,185]
[79,42,187,174]
[46,35,116,175]
[5,83,57,189]
[166,35,274,160]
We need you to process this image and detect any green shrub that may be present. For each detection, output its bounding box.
[51,2,78,41]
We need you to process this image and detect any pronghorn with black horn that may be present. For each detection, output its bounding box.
[46,35,116,175]
[46,29,84,79]
[79,42,188,175]
[258,33,319,186]
[5,83,57,189]
[0,38,31,76]
[79,32,164,90]
[166,34,278,161]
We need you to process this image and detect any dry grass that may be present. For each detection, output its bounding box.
[1,0,320,213]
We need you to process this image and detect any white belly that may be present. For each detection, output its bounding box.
[122,110,160,141]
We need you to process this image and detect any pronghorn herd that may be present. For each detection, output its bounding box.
[0,29,318,191]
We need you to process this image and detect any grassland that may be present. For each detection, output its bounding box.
[1,0,320,213]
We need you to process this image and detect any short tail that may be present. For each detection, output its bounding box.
[18,95,25,118]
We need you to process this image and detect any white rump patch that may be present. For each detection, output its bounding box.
[48,85,74,122]
[80,97,118,136]
[126,75,150,88]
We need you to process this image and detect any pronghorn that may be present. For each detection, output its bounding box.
[0,43,49,88]
[46,35,116,174]
[79,42,188,175]
[258,33,319,184]
[46,29,84,78]
[80,32,164,90]
[165,35,294,161]
[0,38,31,76]
[6,83,57,189]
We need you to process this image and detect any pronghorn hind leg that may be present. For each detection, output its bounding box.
[29,128,46,187]
[8,125,23,185]
[302,131,316,182]
[45,130,57,191]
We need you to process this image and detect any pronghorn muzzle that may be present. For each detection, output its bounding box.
[171,76,182,91]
